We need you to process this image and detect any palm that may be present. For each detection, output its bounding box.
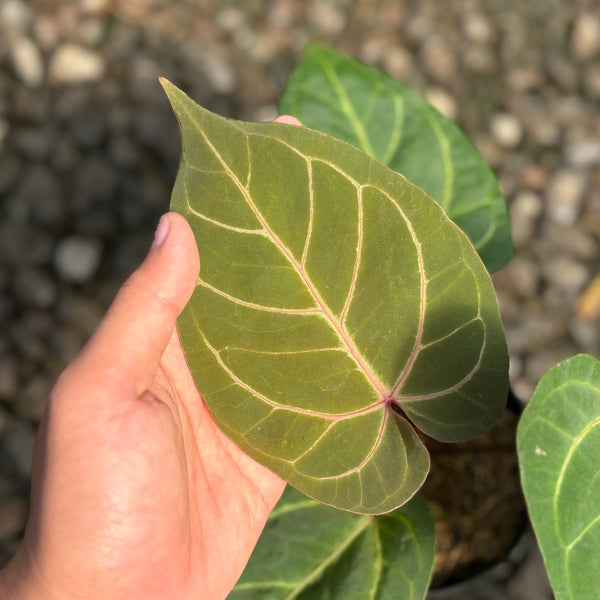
[21,335,283,600]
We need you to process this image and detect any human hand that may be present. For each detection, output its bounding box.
[0,210,286,600]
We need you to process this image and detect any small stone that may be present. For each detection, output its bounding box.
[506,67,544,92]
[81,0,110,13]
[546,169,588,226]
[543,256,589,294]
[571,13,600,61]
[10,36,44,87]
[382,46,414,80]
[13,126,51,160]
[1,420,36,480]
[421,37,457,86]
[0,496,28,541]
[505,256,541,299]
[0,0,30,33]
[565,139,600,168]
[0,120,8,151]
[13,268,56,310]
[0,357,19,401]
[583,65,600,98]
[49,44,105,85]
[54,236,102,284]
[307,1,346,35]
[490,113,522,148]
[463,12,494,44]
[463,46,496,74]
[16,376,50,423]
[547,54,578,91]
[425,87,457,120]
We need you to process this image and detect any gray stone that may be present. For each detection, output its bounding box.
[54,236,102,284]
[15,376,50,423]
[543,256,590,294]
[1,419,36,480]
[12,268,56,310]
[13,126,51,160]
[505,256,541,299]
[0,496,28,541]
[0,357,19,402]
[546,169,588,226]
[421,37,457,86]
[49,44,105,85]
[509,191,543,248]
[565,139,600,168]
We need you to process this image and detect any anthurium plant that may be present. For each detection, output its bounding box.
[163,44,600,599]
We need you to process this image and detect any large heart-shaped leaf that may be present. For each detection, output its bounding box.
[230,486,435,600]
[279,44,513,273]
[163,80,508,514]
[518,354,600,600]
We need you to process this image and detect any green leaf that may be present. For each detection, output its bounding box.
[279,44,513,273]
[518,355,600,600]
[230,486,435,600]
[163,79,508,514]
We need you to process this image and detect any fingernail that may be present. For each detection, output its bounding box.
[153,214,171,247]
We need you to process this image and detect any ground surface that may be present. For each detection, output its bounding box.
[1,0,599,598]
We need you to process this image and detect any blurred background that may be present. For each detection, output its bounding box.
[0,0,598,597]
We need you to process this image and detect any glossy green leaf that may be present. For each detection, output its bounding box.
[230,486,435,600]
[518,354,600,600]
[163,79,508,514]
[279,44,513,273]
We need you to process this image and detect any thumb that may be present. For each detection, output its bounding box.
[71,212,199,396]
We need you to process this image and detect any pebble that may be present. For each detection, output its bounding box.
[307,1,346,35]
[10,36,44,87]
[0,496,28,542]
[565,139,600,168]
[54,236,102,284]
[505,256,541,299]
[425,87,457,120]
[12,268,57,310]
[49,43,105,85]
[543,256,590,294]
[509,191,543,248]
[421,37,457,86]
[0,356,19,401]
[463,12,495,45]
[546,169,588,226]
[0,119,8,150]
[490,113,523,148]
[0,0,30,34]
[0,420,36,481]
[571,13,600,61]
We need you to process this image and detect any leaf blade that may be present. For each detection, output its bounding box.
[518,354,600,600]
[164,79,508,514]
[229,487,435,600]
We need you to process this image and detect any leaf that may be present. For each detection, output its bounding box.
[163,79,508,514]
[517,354,600,600]
[279,44,513,273]
[230,486,435,600]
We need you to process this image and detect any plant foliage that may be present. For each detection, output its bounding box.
[163,79,508,514]
[280,44,513,273]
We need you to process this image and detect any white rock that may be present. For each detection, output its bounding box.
[11,36,44,87]
[49,44,105,85]
[54,236,102,283]
[571,13,600,61]
[425,87,457,120]
[81,0,110,14]
[0,0,30,34]
[463,12,494,44]
[510,191,543,247]
[308,2,346,35]
[546,169,588,226]
[490,112,523,148]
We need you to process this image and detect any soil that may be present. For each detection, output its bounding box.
[419,398,526,588]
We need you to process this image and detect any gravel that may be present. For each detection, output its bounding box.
[1,0,598,597]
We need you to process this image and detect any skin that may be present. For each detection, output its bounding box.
[0,116,302,600]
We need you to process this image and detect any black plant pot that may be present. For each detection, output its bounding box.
[419,388,528,593]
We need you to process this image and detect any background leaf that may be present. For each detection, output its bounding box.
[230,486,435,600]
[164,80,508,514]
[518,354,600,600]
[279,44,513,273]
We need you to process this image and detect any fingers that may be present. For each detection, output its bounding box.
[274,115,302,126]
[70,212,200,397]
